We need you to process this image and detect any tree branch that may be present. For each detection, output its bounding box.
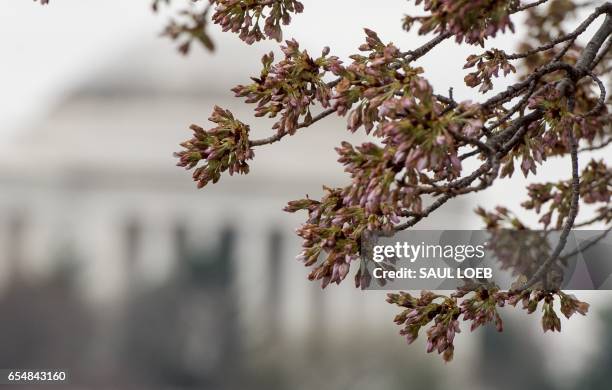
[519,10,612,289]
[249,108,336,147]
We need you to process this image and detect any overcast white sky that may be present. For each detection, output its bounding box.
[0,0,158,135]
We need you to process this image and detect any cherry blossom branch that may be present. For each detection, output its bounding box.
[582,71,607,117]
[558,226,612,262]
[579,136,612,152]
[520,10,612,289]
[505,3,611,60]
[513,0,550,13]
[395,6,611,249]
[401,31,454,62]
[591,35,612,68]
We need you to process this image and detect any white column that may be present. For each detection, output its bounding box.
[232,205,273,349]
[137,210,175,286]
[77,205,128,304]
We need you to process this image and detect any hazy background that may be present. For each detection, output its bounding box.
[0,1,610,389]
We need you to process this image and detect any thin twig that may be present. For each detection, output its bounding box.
[249,108,336,146]
[578,137,612,152]
[506,5,609,60]
[559,226,612,262]
[522,98,580,290]
[512,0,550,13]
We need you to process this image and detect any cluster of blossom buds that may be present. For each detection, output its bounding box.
[508,289,589,332]
[500,48,609,171]
[284,187,367,288]
[333,29,422,133]
[541,295,561,331]
[527,84,590,156]
[289,102,487,285]
[333,100,484,238]
[376,100,484,181]
[335,141,406,228]
[528,84,569,120]
[476,206,527,230]
[521,159,611,228]
[538,112,608,160]
[475,207,561,280]
[335,31,485,175]
[459,287,506,332]
[558,291,590,319]
[579,160,612,204]
[233,40,342,135]
[404,0,519,46]
[175,106,254,188]
[515,12,610,148]
[573,109,611,146]
[285,33,492,285]
[388,287,589,361]
[499,120,546,178]
[464,49,516,93]
[387,291,461,362]
[522,181,569,228]
[211,0,304,44]
[160,5,215,54]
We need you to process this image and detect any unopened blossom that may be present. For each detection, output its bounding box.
[161,5,215,54]
[541,296,562,332]
[559,292,589,319]
[175,106,254,188]
[460,287,505,332]
[333,29,429,133]
[233,41,341,135]
[520,160,611,229]
[464,49,516,93]
[499,120,546,178]
[387,291,461,362]
[508,291,569,332]
[404,0,519,46]
[284,187,366,288]
[211,0,304,44]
